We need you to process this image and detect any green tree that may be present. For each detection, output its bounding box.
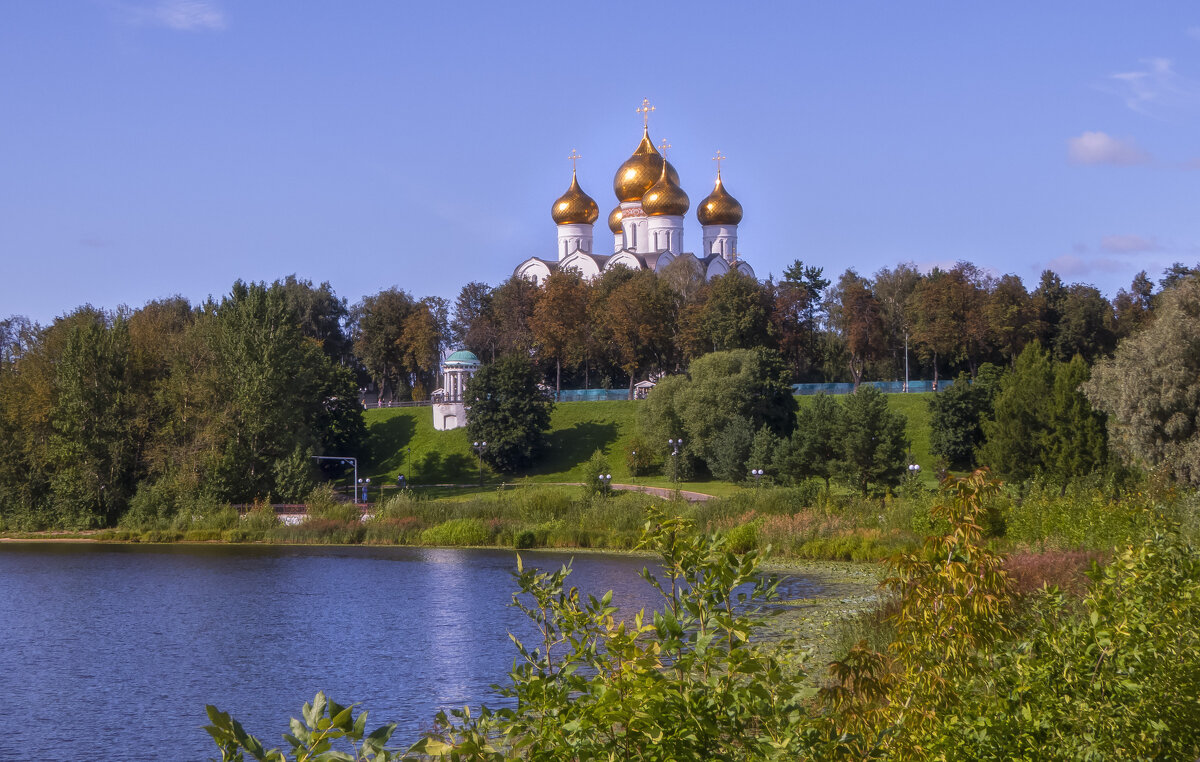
[353,287,418,400]
[829,269,884,388]
[1159,261,1199,290]
[1053,283,1115,363]
[529,270,589,392]
[676,348,796,476]
[197,282,364,501]
[707,416,754,482]
[979,342,1054,482]
[775,392,843,491]
[927,365,1002,470]
[837,385,909,495]
[986,273,1033,366]
[490,276,539,357]
[772,260,831,382]
[1044,355,1107,493]
[872,262,922,380]
[47,314,138,527]
[464,354,553,473]
[693,270,774,353]
[450,281,498,360]
[399,298,443,400]
[1086,274,1200,485]
[272,275,350,363]
[597,269,679,397]
[1113,270,1154,341]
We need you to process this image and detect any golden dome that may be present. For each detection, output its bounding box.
[613,129,680,202]
[641,160,690,217]
[608,205,624,233]
[551,171,599,225]
[696,173,743,225]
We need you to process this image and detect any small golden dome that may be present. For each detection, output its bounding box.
[551,171,599,225]
[641,160,690,217]
[613,129,680,202]
[608,206,624,233]
[696,173,743,225]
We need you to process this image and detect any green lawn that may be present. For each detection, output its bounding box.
[361,392,937,493]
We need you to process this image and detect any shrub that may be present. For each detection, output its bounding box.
[420,518,490,547]
[362,516,424,545]
[580,449,613,497]
[304,484,361,524]
[724,520,759,553]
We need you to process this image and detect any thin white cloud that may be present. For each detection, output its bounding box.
[1067,131,1150,166]
[1107,57,1200,116]
[1188,26,1200,41]
[1183,157,1200,170]
[1043,254,1126,279]
[1100,234,1163,254]
[126,0,226,31]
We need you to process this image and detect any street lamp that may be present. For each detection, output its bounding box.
[631,450,637,482]
[908,463,921,476]
[357,477,371,503]
[598,473,612,495]
[751,468,764,488]
[668,438,683,484]
[312,455,358,500]
[472,441,488,486]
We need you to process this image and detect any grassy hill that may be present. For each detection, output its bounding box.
[361,392,937,491]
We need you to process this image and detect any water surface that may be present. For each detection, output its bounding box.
[0,542,820,760]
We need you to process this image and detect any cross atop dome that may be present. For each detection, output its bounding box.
[712,150,726,175]
[568,149,582,173]
[637,98,655,131]
[657,138,671,158]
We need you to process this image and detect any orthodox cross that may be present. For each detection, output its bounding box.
[657,138,671,158]
[712,150,726,175]
[637,98,655,129]
[568,149,581,172]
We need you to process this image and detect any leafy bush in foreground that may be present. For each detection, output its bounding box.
[206,472,1200,760]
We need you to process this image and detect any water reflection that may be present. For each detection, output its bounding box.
[0,543,818,760]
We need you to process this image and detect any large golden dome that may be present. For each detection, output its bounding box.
[551,171,599,225]
[613,130,680,202]
[641,161,690,217]
[608,205,624,233]
[696,173,743,225]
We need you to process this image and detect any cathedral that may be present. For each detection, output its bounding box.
[514,100,755,284]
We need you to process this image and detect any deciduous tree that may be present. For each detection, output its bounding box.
[1086,275,1200,485]
[464,354,553,473]
[529,270,589,391]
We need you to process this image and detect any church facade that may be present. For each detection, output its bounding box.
[514,101,754,284]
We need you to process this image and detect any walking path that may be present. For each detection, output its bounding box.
[405,482,715,502]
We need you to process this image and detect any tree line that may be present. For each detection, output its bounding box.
[0,278,364,529]
[4,260,1199,528]
[417,258,1192,396]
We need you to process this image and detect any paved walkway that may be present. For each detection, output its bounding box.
[375,482,716,502]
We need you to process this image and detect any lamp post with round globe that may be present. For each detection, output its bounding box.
[668,438,683,484]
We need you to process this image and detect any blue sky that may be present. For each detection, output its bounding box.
[2,2,1198,324]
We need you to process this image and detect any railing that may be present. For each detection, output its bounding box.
[791,379,954,395]
[359,398,433,408]
[360,380,954,409]
[554,389,633,402]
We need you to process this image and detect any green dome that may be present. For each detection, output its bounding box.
[445,350,481,366]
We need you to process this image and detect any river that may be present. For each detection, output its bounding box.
[0,542,823,760]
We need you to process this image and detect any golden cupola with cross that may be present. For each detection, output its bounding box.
[697,150,743,261]
[551,150,599,258]
[514,98,755,286]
